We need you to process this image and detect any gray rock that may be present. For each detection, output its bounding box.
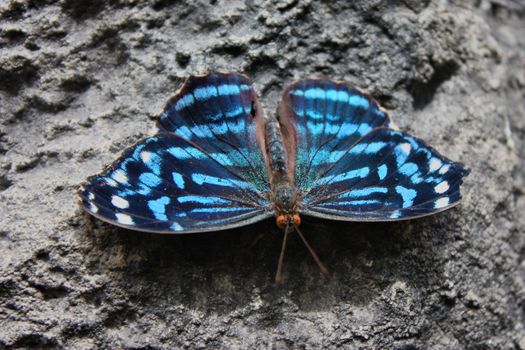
[0,0,523,349]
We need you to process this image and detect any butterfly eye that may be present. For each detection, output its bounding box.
[276,214,288,229]
[292,213,301,226]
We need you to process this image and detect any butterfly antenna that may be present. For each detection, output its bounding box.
[293,224,330,278]
[275,224,291,285]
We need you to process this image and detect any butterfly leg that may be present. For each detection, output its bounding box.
[275,224,292,285]
[294,224,330,279]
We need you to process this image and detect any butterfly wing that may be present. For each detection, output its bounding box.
[279,79,469,221]
[79,134,272,233]
[157,72,269,193]
[299,128,469,220]
[79,72,272,233]
[279,79,392,188]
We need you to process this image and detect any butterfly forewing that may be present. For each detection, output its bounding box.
[157,72,269,193]
[79,73,272,233]
[279,79,392,189]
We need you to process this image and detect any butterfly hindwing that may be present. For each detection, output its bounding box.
[300,128,469,221]
[79,134,272,233]
[157,72,269,193]
[279,79,392,189]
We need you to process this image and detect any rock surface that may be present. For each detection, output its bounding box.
[1,0,524,349]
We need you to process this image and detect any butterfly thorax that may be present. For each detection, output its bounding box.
[273,179,301,229]
[265,119,301,229]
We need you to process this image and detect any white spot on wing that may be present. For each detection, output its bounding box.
[390,210,401,219]
[434,181,450,194]
[111,195,129,209]
[439,164,450,174]
[429,158,442,171]
[171,222,183,230]
[140,151,152,163]
[434,197,450,209]
[88,202,98,213]
[105,178,118,187]
[113,169,128,184]
[116,213,134,225]
[401,143,411,154]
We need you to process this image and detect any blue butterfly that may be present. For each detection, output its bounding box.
[78,72,469,283]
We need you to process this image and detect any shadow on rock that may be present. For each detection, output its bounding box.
[78,210,455,315]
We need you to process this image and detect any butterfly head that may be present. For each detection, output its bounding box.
[276,212,301,230]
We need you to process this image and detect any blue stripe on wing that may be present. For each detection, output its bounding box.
[279,79,391,190]
[157,72,269,193]
[300,128,469,221]
[78,134,272,233]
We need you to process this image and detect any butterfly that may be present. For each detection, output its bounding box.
[78,72,469,284]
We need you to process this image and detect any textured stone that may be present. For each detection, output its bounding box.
[0,0,524,349]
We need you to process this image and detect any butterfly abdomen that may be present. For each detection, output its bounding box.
[265,120,287,174]
[264,118,300,228]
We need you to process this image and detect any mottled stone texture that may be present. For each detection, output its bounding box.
[0,0,524,349]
